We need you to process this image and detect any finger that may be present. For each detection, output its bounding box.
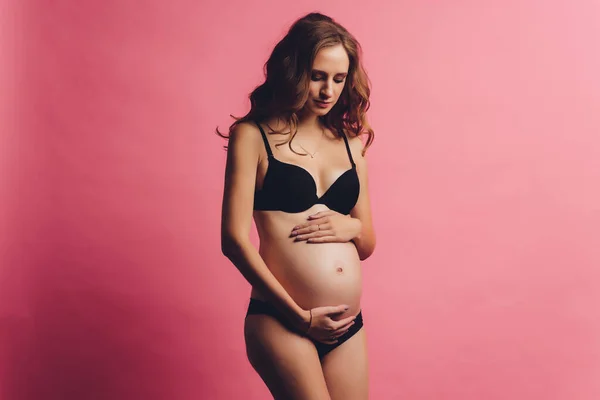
[316,223,331,231]
[314,216,331,224]
[324,305,351,316]
[308,211,332,219]
[331,315,357,330]
[294,233,314,241]
[296,229,333,240]
[306,235,339,243]
[291,221,331,236]
[334,318,356,331]
[332,320,355,335]
[291,224,321,236]
[313,229,333,237]
[291,219,323,231]
[331,323,353,338]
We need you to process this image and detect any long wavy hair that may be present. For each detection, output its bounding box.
[216,12,374,156]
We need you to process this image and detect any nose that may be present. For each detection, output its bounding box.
[320,81,333,98]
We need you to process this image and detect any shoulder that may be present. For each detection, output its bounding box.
[224,120,267,166]
[228,120,266,154]
[345,131,366,161]
[229,120,262,143]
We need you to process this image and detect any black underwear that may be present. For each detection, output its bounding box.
[245,297,364,359]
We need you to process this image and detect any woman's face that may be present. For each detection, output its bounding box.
[304,44,350,116]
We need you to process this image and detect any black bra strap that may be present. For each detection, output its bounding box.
[341,133,356,167]
[254,121,273,158]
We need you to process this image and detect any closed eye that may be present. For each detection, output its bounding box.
[311,76,346,84]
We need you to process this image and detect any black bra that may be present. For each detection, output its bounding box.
[253,121,360,215]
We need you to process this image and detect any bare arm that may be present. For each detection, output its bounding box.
[220,122,310,327]
[348,135,376,260]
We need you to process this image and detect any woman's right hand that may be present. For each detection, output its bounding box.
[303,305,357,344]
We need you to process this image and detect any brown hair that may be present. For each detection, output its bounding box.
[216,12,374,155]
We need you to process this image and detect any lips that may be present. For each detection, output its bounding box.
[314,99,332,107]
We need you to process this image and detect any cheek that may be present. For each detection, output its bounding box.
[334,84,346,99]
[308,83,320,96]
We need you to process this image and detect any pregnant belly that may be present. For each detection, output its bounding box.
[252,206,363,318]
[256,241,363,318]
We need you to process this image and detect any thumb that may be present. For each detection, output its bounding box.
[309,210,331,219]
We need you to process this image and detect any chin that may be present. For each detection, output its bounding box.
[312,107,332,116]
[302,103,333,117]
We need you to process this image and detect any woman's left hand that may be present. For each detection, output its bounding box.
[290,210,362,243]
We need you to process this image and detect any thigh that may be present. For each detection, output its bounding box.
[244,314,331,400]
[321,327,369,400]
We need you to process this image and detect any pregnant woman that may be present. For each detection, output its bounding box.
[219,12,376,400]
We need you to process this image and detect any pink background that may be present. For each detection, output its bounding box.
[2,1,599,399]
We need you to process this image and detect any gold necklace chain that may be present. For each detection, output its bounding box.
[297,126,325,158]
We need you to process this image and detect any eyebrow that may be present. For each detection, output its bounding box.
[312,69,348,77]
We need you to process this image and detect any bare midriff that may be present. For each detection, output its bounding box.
[251,203,362,320]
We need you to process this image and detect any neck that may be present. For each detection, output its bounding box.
[296,110,324,135]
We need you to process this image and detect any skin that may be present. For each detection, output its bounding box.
[222,44,375,399]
